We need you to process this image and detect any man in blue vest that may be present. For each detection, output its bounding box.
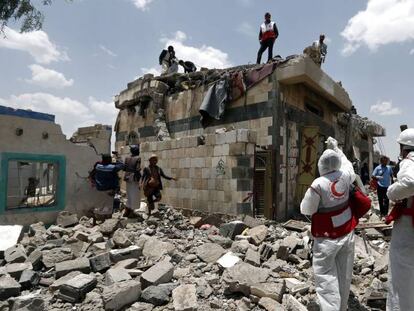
[92,154,124,218]
[256,12,279,64]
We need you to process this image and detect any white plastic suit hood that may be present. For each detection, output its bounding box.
[318,149,341,176]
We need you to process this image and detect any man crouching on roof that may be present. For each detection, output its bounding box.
[300,137,356,311]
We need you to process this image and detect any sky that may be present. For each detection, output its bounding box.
[0,0,413,160]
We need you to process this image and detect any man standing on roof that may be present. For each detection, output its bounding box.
[159,46,178,75]
[256,12,279,64]
[300,137,361,310]
[385,128,414,310]
[313,34,328,66]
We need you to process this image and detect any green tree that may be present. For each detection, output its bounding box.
[0,0,66,32]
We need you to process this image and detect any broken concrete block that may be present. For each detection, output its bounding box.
[102,280,141,311]
[110,245,142,263]
[208,234,233,249]
[196,243,226,263]
[219,221,248,240]
[50,271,82,291]
[216,252,241,268]
[27,249,42,270]
[259,243,273,260]
[0,274,21,300]
[172,284,198,311]
[28,222,47,237]
[258,297,283,311]
[90,252,112,272]
[276,245,290,260]
[141,285,172,306]
[6,262,33,279]
[0,225,23,258]
[56,211,79,227]
[222,262,270,296]
[19,270,40,290]
[283,294,307,311]
[100,218,122,235]
[140,260,174,289]
[248,225,268,245]
[113,229,132,248]
[242,215,265,228]
[129,302,154,311]
[105,267,132,285]
[5,244,27,263]
[10,293,45,311]
[41,247,74,269]
[58,273,97,303]
[55,257,91,278]
[244,248,260,266]
[250,282,285,303]
[88,231,104,243]
[142,237,175,261]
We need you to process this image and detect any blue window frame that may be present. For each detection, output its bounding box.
[0,153,66,214]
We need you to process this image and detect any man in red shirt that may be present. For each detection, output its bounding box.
[256,12,279,64]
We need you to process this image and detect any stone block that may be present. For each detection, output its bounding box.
[100,218,122,236]
[5,245,27,263]
[142,237,175,261]
[248,225,268,246]
[172,284,198,311]
[244,249,261,267]
[222,263,270,296]
[196,243,225,263]
[90,252,112,272]
[217,252,241,269]
[140,260,174,289]
[19,270,40,290]
[10,294,45,311]
[6,262,33,279]
[28,222,46,237]
[229,143,246,156]
[56,211,79,227]
[105,268,132,285]
[50,271,82,291]
[110,245,142,263]
[220,221,248,240]
[112,229,132,248]
[258,297,283,311]
[27,249,43,270]
[250,282,285,303]
[141,284,175,306]
[102,280,141,311]
[58,273,97,303]
[55,257,91,278]
[42,247,74,269]
[0,274,21,300]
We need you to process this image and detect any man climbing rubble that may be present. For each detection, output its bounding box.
[300,137,357,311]
[304,34,328,67]
[159,45,178,75]
[142,154,177,215]
[385,128,414,311]
[179,60,197,73]
[256,12,279,64]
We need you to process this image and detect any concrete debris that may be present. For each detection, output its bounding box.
[56,211,79,228]
[0,205,390,310]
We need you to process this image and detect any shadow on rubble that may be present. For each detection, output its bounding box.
[348,291,370,311]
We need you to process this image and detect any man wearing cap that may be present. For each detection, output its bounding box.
[256,12,279,64]
[123,145,142,217]
[142,154,177,215]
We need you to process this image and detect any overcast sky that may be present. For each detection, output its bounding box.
[0,0,413,160]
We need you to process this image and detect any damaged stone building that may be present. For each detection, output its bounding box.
[114,55,385,221]
[0,106,112,226]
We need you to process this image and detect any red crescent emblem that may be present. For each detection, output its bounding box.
[331,180,345,198]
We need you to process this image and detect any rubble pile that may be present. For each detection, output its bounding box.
[0,204,390,311]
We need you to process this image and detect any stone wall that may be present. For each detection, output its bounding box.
[138,129,257,216]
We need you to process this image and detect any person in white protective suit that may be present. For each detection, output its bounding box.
[385,128,414,311]
[301,137,356,311]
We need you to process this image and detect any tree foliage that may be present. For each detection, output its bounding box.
[0,0,55,32]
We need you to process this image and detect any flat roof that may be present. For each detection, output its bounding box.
[0,105,55,122]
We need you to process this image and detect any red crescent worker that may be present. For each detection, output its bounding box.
[300,137,356,311]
